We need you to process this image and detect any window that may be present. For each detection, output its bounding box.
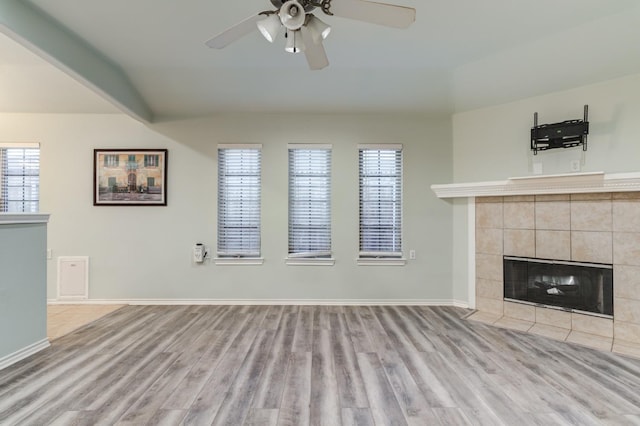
[104,155,119,167]
[217,145,262,260]
[358,145,403,260]
[144,155,159,167]
[1,144,40,213]
[288,145,332,262]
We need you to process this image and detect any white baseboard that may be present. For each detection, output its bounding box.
[0,339,50,371]
[48,298,470,307]
[453,300,470,309]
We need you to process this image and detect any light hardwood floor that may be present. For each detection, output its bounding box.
[47,304,125,340]
[2,305,640,425]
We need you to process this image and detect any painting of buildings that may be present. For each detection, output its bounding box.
[94,150,167,205]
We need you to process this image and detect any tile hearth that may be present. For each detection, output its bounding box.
[470,193,640,360]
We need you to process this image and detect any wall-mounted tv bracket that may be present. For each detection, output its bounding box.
[531,105,589,155]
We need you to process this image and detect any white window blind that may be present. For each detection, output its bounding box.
[0,145,40,213]
[288,146,332,258]
[217,146,261,257]
[359,145,402,257]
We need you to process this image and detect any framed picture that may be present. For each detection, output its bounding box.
[94,149,167,206]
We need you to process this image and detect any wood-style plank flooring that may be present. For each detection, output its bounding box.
[2,305,640,425]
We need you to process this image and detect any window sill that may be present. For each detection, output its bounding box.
[285,257,335,266]
[214,257,264,266]
[357,257,407,266]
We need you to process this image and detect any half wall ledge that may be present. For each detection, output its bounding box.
[0,213,50,224]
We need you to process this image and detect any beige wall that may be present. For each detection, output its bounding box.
[0,112,454,303]
[454,73,640,182]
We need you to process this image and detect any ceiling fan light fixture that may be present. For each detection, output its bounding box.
[306,15,331,44]
[205,0,416,70]
[257,14,281,42]
[285,29,305,53]
[279,0,306,30]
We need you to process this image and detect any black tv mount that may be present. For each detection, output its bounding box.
[531,105,589,155]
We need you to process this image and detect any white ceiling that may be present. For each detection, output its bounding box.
[1,0,640,121]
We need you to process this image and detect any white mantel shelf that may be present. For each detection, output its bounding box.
[431,172,640,198]
[0,213,50,225]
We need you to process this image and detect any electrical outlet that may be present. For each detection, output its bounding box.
[533,162,543,175]
[409,250,416,260]
[570,160,581,172]
[47,249,52,260]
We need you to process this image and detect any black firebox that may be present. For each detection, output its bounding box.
[503,256,613,316]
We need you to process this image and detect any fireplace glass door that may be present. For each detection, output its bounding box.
[503,256,613,316]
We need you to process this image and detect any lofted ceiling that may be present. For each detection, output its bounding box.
[1,0,639,122]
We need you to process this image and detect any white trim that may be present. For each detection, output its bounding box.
[453,300,470,309]
[214,257,264,265]
[357,257,407,266]
[217,144,262,149]
[287,144,332,150]
[468,197,476,310]
[507,171,604,181]
[0,142,40,148]
[0,339,50,371]
[357,143,403,150]
[285,257,335,266]
[48,298,465,306]
[431,171,640,198]
[48,299,125,305]
[0,213,50,225]
[287,251,333,258]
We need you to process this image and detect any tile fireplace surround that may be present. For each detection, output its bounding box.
[432,172,640,359]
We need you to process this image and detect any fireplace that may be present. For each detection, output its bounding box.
[504,256,613,316]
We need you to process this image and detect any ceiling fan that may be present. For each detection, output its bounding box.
[205,0,416,70]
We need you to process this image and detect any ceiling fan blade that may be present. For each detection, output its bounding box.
[326,0,415,28]
[300,27,329,70]
[205,14,263,49]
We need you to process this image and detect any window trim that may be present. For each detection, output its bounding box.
[0,142,40,214]
[216,144,263,264]
[0,143,39,149]
[357,144,405,265]
[285,257,335,266]
[286,144,333,265]
[214,256,265,266]
[357,257,406,266]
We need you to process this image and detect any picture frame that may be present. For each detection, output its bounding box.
[93,149,167,206]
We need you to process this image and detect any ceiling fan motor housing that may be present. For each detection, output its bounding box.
[279,0,307,30]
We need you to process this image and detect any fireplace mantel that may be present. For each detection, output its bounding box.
[431,171,640,198]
